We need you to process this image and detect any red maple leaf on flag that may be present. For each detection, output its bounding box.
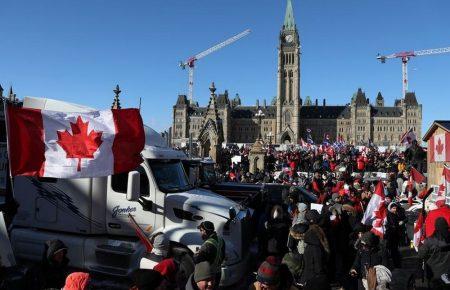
[57,116,103,172]
[436,138,444,155]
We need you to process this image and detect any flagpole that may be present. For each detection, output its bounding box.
[1,94,15,207]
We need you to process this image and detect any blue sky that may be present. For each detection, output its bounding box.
[1,0,450,134]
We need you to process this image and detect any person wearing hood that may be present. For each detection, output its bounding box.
[62,272,90,290]
[141,233,171,269]
[264,205,290,257]
[293,202,308,225]
[37,239,69,289]
[418,217,450,289]
[300,210,330,287]
[350,232,387,290]
[284,223,309,283]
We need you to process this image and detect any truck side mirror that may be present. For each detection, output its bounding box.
[127,171,140,201]
[229,207,237,221]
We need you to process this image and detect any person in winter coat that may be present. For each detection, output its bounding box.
[300,219,330,286]
[418,217,450,289]
[62,272,90,290]
[37,239,69,290]
[385,202,407,268]
[350,232,387,290]
[194,221,225,285]
[284,223,309,283]
[264,205,290,257]
[250,257,298,290]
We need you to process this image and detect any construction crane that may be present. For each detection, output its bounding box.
[377,46,450,98]
[180,29,251,104]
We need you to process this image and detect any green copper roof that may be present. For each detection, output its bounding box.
[284,0,296,30]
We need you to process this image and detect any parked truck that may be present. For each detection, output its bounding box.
[8,98,250,286]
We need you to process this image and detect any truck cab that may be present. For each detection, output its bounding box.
[10,145,250,286]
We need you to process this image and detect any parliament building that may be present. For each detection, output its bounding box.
[172,0,422,151]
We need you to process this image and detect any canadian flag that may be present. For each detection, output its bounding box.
[400,128,416,148]
[7,106,145,178]
[413,211,425,251]
[438,164,450,198]
[429,132,450,162]
[361,181,387,238]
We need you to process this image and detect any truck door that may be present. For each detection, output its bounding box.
[106,164,155,236]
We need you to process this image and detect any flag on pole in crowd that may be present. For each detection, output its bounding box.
[306,128,314,144]
[410,167,426,184]
[6,105,145,178]
[429,132,450,162]
[362,181,387,238]
[437,164,450,198]
[129,214,153,252]
[400,128,416,148]
[413,211,425,251]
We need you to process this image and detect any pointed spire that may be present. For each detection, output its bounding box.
[0,85,3,98]
[8,86,16,102]
[112,85,122,109]
[284,0,296,30]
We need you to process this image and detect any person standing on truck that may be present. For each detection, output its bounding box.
[194,221,225,285]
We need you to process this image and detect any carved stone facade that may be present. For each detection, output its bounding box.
[172,0,422,148]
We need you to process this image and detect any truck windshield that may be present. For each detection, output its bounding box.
[148,160,193,193]
[202,164,217,185]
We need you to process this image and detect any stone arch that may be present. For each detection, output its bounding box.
[281,131,292,144]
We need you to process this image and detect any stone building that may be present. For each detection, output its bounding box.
[172,0,422,152]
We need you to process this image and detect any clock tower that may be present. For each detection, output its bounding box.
[276,0,301,144]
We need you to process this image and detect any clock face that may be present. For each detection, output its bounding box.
[285,35,293,43]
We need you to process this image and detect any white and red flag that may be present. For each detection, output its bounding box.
[413,211,425,251]
[410,167,426,184]
[7,106,145,178]
[437,164,450,198]
[400,128,416,148]
[429,132,450,162]
[361,181,387,238]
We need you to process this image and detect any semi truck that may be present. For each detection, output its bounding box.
[8,98,250,286]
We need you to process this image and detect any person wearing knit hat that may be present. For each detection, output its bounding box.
[305,209,320,225]
[249,260,280,290]
[141,232,171,269]
[185,261,216,290]
[194,220,225,285]
[152,233,170,257]
[63,272,90,290]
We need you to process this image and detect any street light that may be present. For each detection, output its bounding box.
[267,131,273,145]
[255,109,265,140]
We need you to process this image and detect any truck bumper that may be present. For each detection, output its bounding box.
[220,252,250,287]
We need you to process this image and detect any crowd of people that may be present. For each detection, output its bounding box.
[1,140,449,290]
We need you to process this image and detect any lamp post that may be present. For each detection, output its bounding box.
[267,131,273,145]
[255,109,265,140]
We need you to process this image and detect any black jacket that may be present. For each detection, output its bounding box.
[418,237,450,280]
[300,226,328,284]
[351,246,386,278]
[38,240,69,290]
